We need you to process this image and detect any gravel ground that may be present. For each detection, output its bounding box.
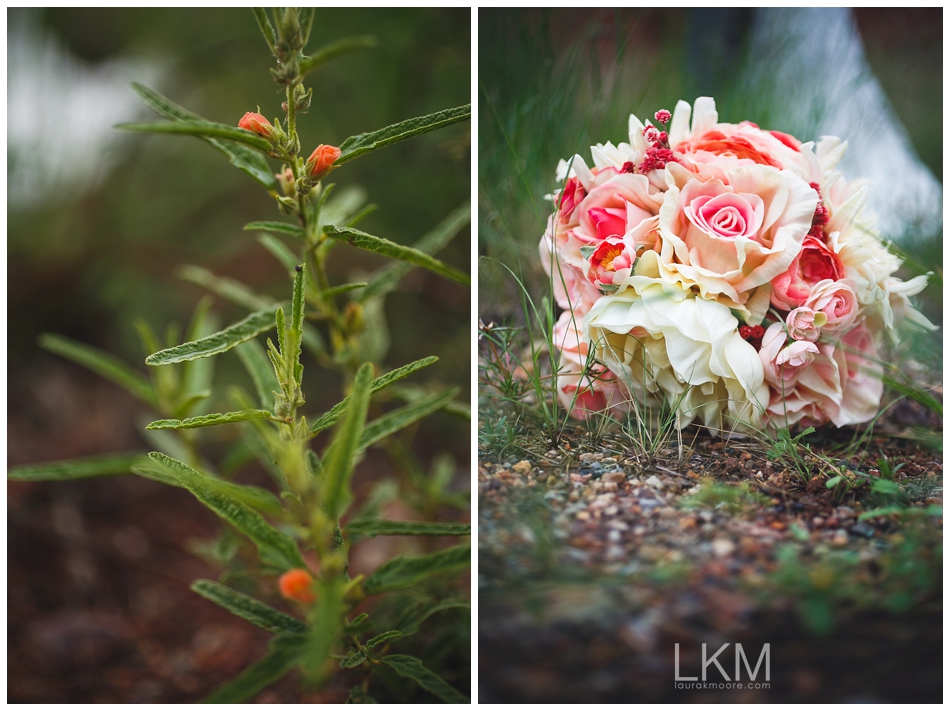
[478,420,943,702]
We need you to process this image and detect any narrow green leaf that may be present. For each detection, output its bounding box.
[252,7,278,55]
[343,204,377,228]
[298,8,314,47]
[323,363,374,520]
[872,479,902,495]
[363,543,470,595]
[236,340,280,410]
[299,35,377,78]
[358,388,459,452]
[176,265,272,311]
[379,654,468,704]
[204,634,307,703]
[290,266,306,370]
[191,579,307,635]
[325,226,469,287]
[310,356,438,436]
[322,282,368,299]
[181,297,219,412]
[365,630,402,650]
[390,384,471,421]
[131,458,284,518]
[9,452,148,482]
[336,104,470,166]
[301,577,344,685]
[244,221,305,239]
[40,334,157,407]
[340,650,366,669]
[858,506,906,521]
[147,409,273,430]
[257,234,300,274]
[146,304,282,366]
[360,203,470,302]
[345,520,471,538]
[400,600,470,636]
[129,82,276,189]
[116,120,272,152]
[825,476,843,489]
[146,452,304,570]
[882,374,943,416]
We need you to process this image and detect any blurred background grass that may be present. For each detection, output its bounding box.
[9,7,470,467]
[478,8,941,340]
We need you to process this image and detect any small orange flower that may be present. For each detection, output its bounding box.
[307,144,342,178]
[279,568,316,604]
[238,111,274,138]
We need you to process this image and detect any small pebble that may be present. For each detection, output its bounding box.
[832,529,849,546]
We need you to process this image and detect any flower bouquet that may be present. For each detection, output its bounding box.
[541,97,934,432]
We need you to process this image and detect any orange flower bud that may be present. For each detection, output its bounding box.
[238,112,274,138]
[279,568,316,604]
[307,144,342,178]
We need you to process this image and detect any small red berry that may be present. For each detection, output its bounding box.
[654,109,672,124]
[620,161,635,174]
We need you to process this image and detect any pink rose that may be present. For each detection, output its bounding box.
[552,311,627,420]
[657,165,818,303]
[574,174,662,245]
[803,279,857,334]
[587,238,636,288]
[678,124,783,169]
[539,230,601,313]
[834,322,883,427]
[786,307,823,341]
[770,235,844,311]
[685,191,764,241]
[558,176,587,225]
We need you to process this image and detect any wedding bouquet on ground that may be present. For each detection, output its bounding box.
[541,97,935,433]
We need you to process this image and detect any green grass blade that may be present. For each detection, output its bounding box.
[40,334,157,407]
[204,634,307,703]
[236,340,280,410]
[309,356,438,436]
[146,409,273,430]
[336,104,470,165]
[358,387,459,451]
[345,520,471,538]
[243,221,305,239]
[146,304,282,366]
[299,35,377,78]
[191,580,307,634]
[325,225,469,287]
[176,265,273,311]
[129,82,276,189]
[115,120,272,152]
[9,452,149,482]
[360,202,470,302]
[378,654,469,704]
[290,266,305,380]
[181,297,218,412]
[322,363,374,520]
[363,542,470,595]
[146,452,304,570]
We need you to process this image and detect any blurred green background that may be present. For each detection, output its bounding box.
[478,8,941,334]
[9,7,470,466]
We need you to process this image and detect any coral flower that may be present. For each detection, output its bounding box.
[307,144,342,178]
[279,568,316,604]
[238,111,274,138]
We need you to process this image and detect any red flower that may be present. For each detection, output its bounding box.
[279,568,316,604]
[307,144,342,178]
[238,112,274,138]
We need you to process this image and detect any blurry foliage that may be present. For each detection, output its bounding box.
[10,8,470,451]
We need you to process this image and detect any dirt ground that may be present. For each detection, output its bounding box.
[477,405,943,703]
